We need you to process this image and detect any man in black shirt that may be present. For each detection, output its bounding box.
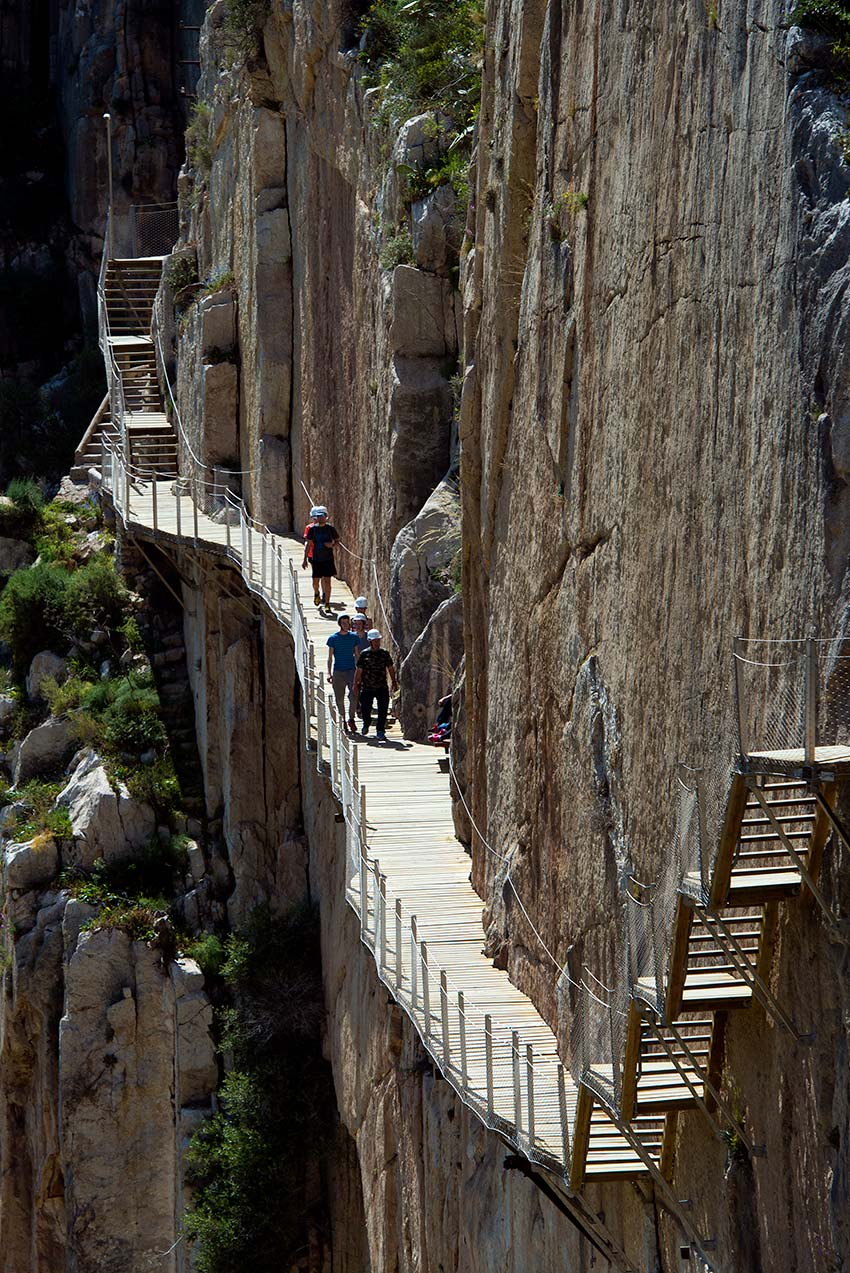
[353,629,398,740]
[302,505,339,608]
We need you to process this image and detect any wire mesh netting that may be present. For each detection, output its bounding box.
[734,638,807,760]
[130,202,179,258]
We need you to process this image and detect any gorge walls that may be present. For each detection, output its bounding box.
[461,2,850,1268]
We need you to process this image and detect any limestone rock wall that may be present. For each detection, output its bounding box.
[460,2,850,1268]
[0,885,216,1273]
[174,0,460,672]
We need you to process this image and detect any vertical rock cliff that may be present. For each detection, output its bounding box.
[4,0,850,1270]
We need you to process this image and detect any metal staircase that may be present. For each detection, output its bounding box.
[94,207,179,480]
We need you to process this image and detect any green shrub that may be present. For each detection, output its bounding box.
[5,478,43,512]
[359,0,484,137]
[103,680,166,754]
[186,102,213,176]
[185,904,332,1272]
[9,778,70,841]
[379,226,414,269]
[0,563,70,676]
[40,674,94,717]
[184,933,226,979]
[63,557,127,636]
[790,1,850,33]
[34,503,79,566]
[81,901,164,942]
[165,256,199,294]
[120,754,181,813]
[118,615,144,653]
[221,0,271,60]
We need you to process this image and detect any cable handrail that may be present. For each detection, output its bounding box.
[94,436,728,1266]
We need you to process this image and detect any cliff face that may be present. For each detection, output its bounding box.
[0,889,217,1273]
[462,2,850,1268]
[5,0,850,1269]
[174,0,461,673]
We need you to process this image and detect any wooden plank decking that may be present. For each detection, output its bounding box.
[111,476,582,1174]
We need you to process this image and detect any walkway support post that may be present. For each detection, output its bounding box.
[485,1015,494,1116]
[557,1063,570,1163]
[512,1030,523,1136]
[395,898,403,987]
[440,970,451,1069]
[458,992,468,1088]
[805,637,817,763]
[103,114,114,258]
[421,941,430,1042]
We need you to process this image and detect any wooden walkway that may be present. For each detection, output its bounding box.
[106,471,580,1173]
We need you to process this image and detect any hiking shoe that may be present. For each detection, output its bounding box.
[361,724,369,736]
[376,730,386,741]
[313,590,320,606]
[347,719,356,732]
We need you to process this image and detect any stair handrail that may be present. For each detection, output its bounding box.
[97,432,579,1173]
[96,434,726,1265]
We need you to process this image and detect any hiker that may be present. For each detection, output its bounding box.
[353,595,372,626]
[302,505,339,608]
[326,613,361,732]
[351,613,370,650]
[353,628,398,741]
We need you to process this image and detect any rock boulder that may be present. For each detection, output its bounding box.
[14,717,74,785]
[26,651,68,701]
[55,750,156,867]
[399,594,463,741]
[0,537,35,575]
[5,836,60,891]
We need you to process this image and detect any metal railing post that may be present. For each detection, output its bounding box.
[103,114,114,258]
[485,1015,494,1116]
[377,868,387,970]
[526,1044,535,1146]
[421,941,431,1043]
[458,992,468,1089]
[175,483,182,537]
[192,488,199,542]
[359,847,368,936]
[805,636,817,763]
[410,916,419,1010]
[152,476,158,531]
[512,1030,523,1136]
[440,970,451,1069]
[395,898,403,988]
[557,1064,570,1165]
[225,503,231,552]
[261,532,267,596]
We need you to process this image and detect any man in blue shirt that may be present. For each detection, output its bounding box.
[326,613,364,732]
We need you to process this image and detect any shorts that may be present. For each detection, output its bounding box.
[311,555,336,579]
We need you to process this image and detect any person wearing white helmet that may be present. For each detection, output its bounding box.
[302,505,339,609]
[352,629,397,740]
[350,612,370,653]
[353,595,372,627]
[326,613,361,732]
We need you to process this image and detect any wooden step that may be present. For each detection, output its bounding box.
[726,868,802,903]
[680,971,751,1010]
[739,829,811,843]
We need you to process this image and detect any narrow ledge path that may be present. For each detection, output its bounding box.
[106,472,589,1177]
